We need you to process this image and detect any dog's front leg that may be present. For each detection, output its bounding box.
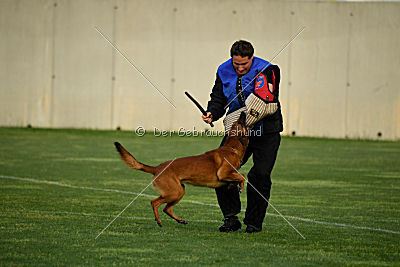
[226,172,245,192]
[218,168,246,193]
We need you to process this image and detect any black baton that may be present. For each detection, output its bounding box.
[185,91,214,127]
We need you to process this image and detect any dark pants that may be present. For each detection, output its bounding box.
[215,132,281,229]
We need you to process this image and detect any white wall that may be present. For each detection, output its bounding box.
[1,0,399,140]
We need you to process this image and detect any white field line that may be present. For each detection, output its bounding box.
[5,208,400,236]
[0,175,217,206]
[7,209,220,224]
[56,157,119,162]
[0,174,157,198]
[1,174,399,235]
[95,158,176,239]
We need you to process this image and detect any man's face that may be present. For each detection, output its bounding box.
[232,55,253,75]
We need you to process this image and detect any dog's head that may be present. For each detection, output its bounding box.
[226,111,249,147]
[237,111,247,128]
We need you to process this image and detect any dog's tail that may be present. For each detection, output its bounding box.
[114,142,156,175]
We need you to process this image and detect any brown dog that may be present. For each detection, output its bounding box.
[114,112,248,227]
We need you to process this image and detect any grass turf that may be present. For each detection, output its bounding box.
[0,127,399,265]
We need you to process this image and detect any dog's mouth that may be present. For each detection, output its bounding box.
[238,120,246,128]
[238,111,246,126]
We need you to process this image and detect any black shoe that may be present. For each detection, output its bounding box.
[219,216,242,232]
[245,225,262,233]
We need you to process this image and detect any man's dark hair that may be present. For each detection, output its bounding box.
[230,40,254,58]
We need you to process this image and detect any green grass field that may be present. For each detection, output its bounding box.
[0,127,399,265]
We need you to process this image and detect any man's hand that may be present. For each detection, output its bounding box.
[202,112,213,124]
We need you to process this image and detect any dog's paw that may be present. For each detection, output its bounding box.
[177,219,188,225]
[155,218,162,227]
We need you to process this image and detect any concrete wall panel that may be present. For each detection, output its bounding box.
[346,3,400,140]
[0,0,399,140]
[171,0,296,132]
[0,0,53,127]
[286,2,351,138]
[52,0,115,129]
[112,0,175,131]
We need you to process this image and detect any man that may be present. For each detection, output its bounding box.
[202,40,283,233]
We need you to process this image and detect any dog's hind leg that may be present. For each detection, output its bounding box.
[163,184,187,224]
[163,203,187,225]
[151,196,167,227]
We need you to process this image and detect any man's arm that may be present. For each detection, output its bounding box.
[263,65,281,99]
[205,73,227,122]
